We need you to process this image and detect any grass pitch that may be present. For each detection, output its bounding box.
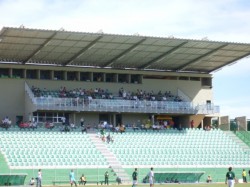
[47,183,249,187]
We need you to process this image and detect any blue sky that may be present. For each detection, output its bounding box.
[0,0,250,118]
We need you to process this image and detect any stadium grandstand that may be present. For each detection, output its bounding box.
[0,26,250,185]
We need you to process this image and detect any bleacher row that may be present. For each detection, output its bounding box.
[0,132,108,168]
[106,129,250,167]
[0,129,250,170]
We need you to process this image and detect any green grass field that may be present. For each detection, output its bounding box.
[44,183,249,187]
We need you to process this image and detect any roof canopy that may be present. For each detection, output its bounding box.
[1,27,250,73]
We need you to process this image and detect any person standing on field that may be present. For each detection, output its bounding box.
[104,171,109,185]
[36,169,42,187]
[132,168,138,187]
[225,167,236,187]
[148,167,154,187]
[242,169,247,183]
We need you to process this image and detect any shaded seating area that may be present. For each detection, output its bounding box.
[31,86,183,102]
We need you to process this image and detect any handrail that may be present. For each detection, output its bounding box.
[29,96,220,114]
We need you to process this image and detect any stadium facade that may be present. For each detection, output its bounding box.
[1,27,250,184]
[1,27,250,128]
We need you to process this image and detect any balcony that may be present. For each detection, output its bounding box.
[33,97,198,114]
[25,83,220,115]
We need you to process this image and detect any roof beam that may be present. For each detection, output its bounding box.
[22,31,58,64]
[101,38,147,67]
[175,44,228,71]
[208,50,250,73]
[138,41,188,69]
[63,35,103,66]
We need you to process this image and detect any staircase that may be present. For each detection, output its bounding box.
[88,133,130,183]
[223,131,250,151]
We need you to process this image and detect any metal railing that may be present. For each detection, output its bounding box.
[25,82,220,114]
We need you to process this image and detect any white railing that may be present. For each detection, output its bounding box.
[30,96,219,114]
[195,104,220,114]
[24,82,220,114]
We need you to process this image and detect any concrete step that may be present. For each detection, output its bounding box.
[88,133,131,182]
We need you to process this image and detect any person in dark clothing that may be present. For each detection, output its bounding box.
[132,168,138,187]
[104,171,109,185]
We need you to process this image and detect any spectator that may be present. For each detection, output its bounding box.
[207,175,212,183]
[119,124,125,134]
[29,178,35,186]
[80,117,84,127]
[81,126,87,133]
[132,123,139,131]
[70,122,76,129]
[116,176,121,185]
[79,174,86,185]
[106,133,111,144]
[2,116,11,126]
[45,121,54,130]
[61,116,66,125]
[165,178,170,183]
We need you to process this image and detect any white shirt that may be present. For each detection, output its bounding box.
[38,171,42,179]
[148,170,154,180]
[61,117,66,123]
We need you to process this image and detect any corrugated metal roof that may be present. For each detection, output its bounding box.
[1,26,250,73]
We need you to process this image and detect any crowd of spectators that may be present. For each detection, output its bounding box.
[31,86,183,102]
[31,86,113,100]
[118,88,182,102]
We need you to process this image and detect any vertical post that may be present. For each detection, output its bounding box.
[113,114,116,127]
[151,115,154,126]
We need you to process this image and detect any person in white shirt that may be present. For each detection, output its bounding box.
[29,178,35,185]
[61,116,66,125]
[148,167,154,187]
[80,117,84,127]
[36,169,42,187]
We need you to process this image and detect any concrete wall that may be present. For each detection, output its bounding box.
[74,112,99,126]
[0,79,25,124]
[122,113,149,126]
[219,116,230,130]
[235,116,247,131]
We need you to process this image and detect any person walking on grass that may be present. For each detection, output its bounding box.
[132,168,138,187]
[69,169,77,187]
